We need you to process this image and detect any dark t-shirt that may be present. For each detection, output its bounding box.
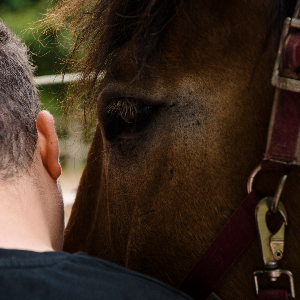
[0,249,193,300]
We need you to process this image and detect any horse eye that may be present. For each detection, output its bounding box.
[121,111,136,124]
[103,99,158,140]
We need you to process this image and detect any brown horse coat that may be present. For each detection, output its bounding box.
[46,0,300,298]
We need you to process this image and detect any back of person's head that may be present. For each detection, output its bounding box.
[0,21,40,179]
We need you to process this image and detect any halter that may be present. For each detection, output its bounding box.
[179,1,300,299]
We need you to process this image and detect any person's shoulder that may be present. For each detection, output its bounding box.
[0,249,194,300]
[65,252,194,300]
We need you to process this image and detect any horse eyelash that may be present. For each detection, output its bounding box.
[105,98,142,116]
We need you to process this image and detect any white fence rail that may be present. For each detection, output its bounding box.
[34,73,81,85]
[34,72,104,85]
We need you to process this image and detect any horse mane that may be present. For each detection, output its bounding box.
[41,0,297,118]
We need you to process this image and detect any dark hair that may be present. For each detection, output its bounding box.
[0,21,40,178]
[42,0,298,117]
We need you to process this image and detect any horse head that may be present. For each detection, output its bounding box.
[50,0,300,298]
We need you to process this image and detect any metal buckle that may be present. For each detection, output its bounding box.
[272,17,300,92]
[253,269,295,298]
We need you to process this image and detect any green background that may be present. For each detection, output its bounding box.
[0,0,89,169]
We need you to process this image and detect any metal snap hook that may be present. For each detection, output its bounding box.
[247,164,289,213]
[254,197,295,298]
[247,164,261,194]
[271,172,288,214]
[255,197,288,269]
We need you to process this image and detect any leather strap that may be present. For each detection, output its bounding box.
[263,7,300,170]
[179,192,261,300]
[263,89,300,168]
[258,289,289,300]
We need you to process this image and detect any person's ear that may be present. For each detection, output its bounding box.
[36,111,61,180]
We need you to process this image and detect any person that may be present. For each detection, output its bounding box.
[0,21,193,300]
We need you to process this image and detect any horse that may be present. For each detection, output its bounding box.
[45,0,300,298]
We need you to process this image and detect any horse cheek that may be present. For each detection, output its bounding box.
[63,125,114,260]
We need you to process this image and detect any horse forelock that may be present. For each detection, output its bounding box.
[45,0,297,117]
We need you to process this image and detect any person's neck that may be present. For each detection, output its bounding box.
[0,176,54,252]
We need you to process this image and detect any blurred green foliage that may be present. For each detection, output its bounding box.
[0,0,91,169]
[0,0,66,123]
[0,0,66,76]
[0,0,73,113]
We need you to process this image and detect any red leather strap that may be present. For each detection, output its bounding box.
[258,289,289,300]
[179,192,261,300]
[263,90,300,167]
[263,22,300,170]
